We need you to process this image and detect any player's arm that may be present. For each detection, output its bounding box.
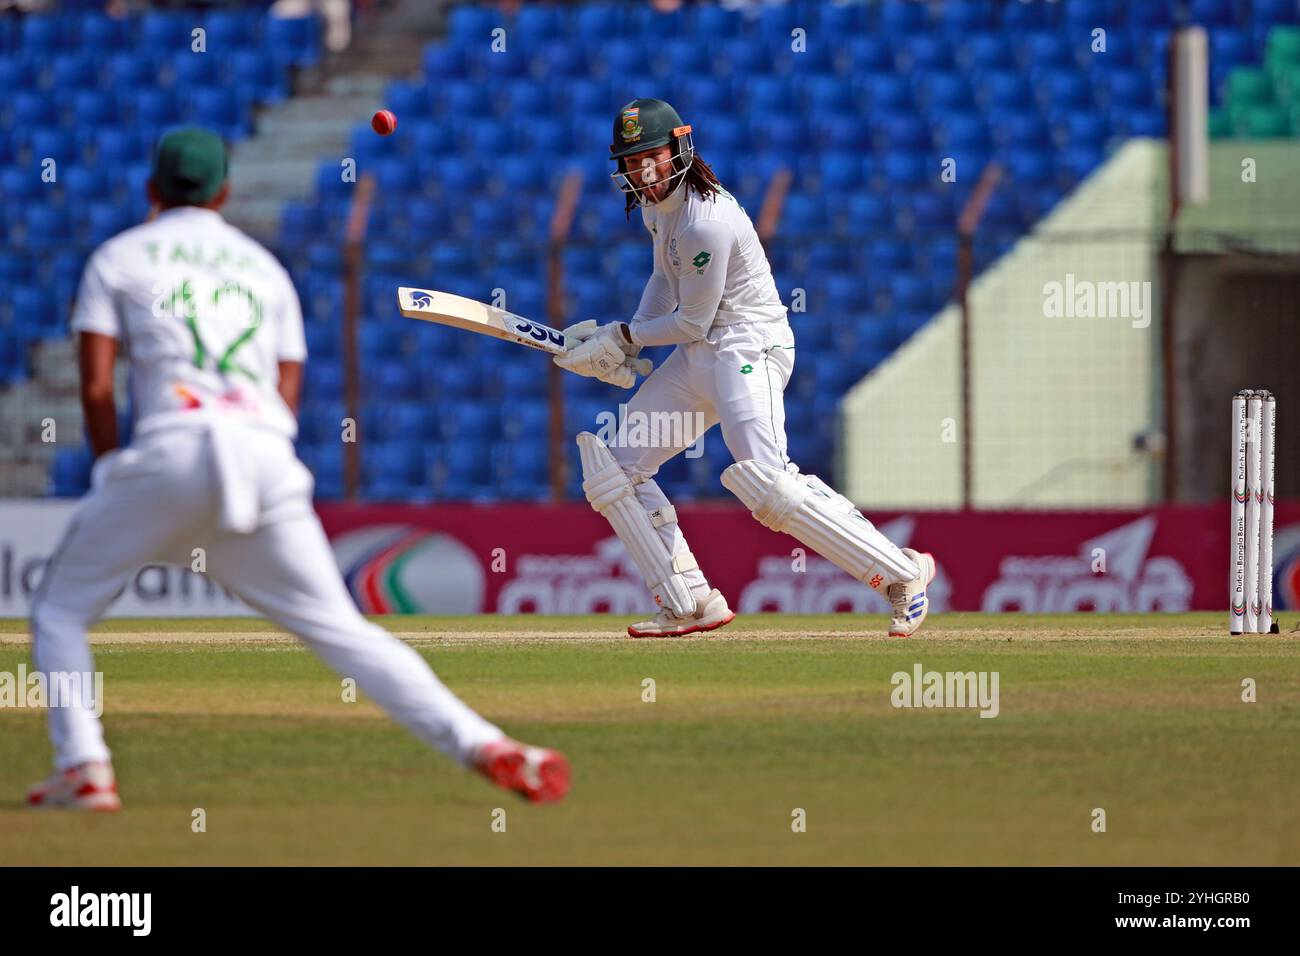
[272,264,307,418]
[631,268,677,325]
[277,361,303,415]
[628,218,733,347]
[69,250,122,459]
[78,332,119,458]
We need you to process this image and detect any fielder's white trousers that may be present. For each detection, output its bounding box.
[612,320,798,593]
[29,420,503,771]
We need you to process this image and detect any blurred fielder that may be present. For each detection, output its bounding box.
[27,127,569,810]
[557,99,936,638]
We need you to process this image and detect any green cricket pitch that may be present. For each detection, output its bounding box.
[1,612,1297,866]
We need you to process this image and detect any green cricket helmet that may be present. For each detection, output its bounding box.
[609,98,696,205]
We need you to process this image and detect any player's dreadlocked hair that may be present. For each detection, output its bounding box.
[623,153,723,219]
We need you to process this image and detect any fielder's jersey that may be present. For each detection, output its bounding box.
[70,206,306,439]
[630,178,787,346]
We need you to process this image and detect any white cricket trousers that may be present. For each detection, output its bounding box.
[611,320,798,594]
[29,419,503,772]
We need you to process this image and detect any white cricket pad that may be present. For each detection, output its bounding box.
[721,460,919,591]
[577,432,697,615]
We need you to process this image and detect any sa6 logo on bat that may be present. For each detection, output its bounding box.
[512,318,565,350]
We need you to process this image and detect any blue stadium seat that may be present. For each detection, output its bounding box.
[62,165,109,203]
[50,52,98,90]
[694,3,743,39]
[1189,0,1236,28]
[841,191,892,236]
[1100,68,1155,108]
[448,5,495,44]
[938,0,993,34]
[441,401,501,442]
[990,112,1051,150]
[716,37,769,76]
[12,285,61,338]
[435,440,494,494]
[817,152,865,193]
[423,44,466,80]
[1039,69,1092,110]
[79,14,130,51]
[50,448,93,497]
[1059,110,1110,145]
[515,4,563,42]
[1117,109,1166,138]
[170,49,225,89]
[1210,28,1253,74]
[817,114,873,150]
[961,33,1013,72]
[188,89,247,140]
[138,11,190,50]
[881,0,929,34]
[94,128,146,167]
[980,71,1035,111]
[925,72,977,111]
[21,14,66,54]
[29,126,79,165]
[364,442,428,489]
[20,206,72,252]
[846,35,894,74]
[656,38,706,79]
[106,52,159,90]
[902,35,955,73]
[874,112,931,151]
[0,55,39,93]
[72,90,117,128]
[303,360,344,401]
[264,14,321,67]
[1005,151,1055,187]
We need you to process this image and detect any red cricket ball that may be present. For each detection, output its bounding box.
[371,109,397,136]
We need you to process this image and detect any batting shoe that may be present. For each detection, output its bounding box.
[27,761,121,812]
[888,549,937,638]
[473,738,570,804]
[628,588,736,638]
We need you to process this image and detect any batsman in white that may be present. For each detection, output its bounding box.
[556,99,936,638]
[26,128,569,810]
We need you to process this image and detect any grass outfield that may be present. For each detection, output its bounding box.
[1,612,1297,865]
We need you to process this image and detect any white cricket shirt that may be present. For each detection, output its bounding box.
[70,206,306,439]
[629,178,788,347]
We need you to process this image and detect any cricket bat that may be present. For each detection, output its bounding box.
[397,287,651,374]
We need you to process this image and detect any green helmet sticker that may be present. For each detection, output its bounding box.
[620,106,642,142]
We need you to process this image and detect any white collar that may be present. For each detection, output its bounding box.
[648,179,688,217]
[156,206,224,221]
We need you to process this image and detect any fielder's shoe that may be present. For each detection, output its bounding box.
[473,738,570,804]
[27,761,121,812]
[628,588,736,638]
[888,549,937,638]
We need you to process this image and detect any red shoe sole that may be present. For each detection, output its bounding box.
[628,611,737,639]
[482,748,570,804]
[530,751,571,804]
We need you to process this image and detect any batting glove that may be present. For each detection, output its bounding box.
[554,321,638,380]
